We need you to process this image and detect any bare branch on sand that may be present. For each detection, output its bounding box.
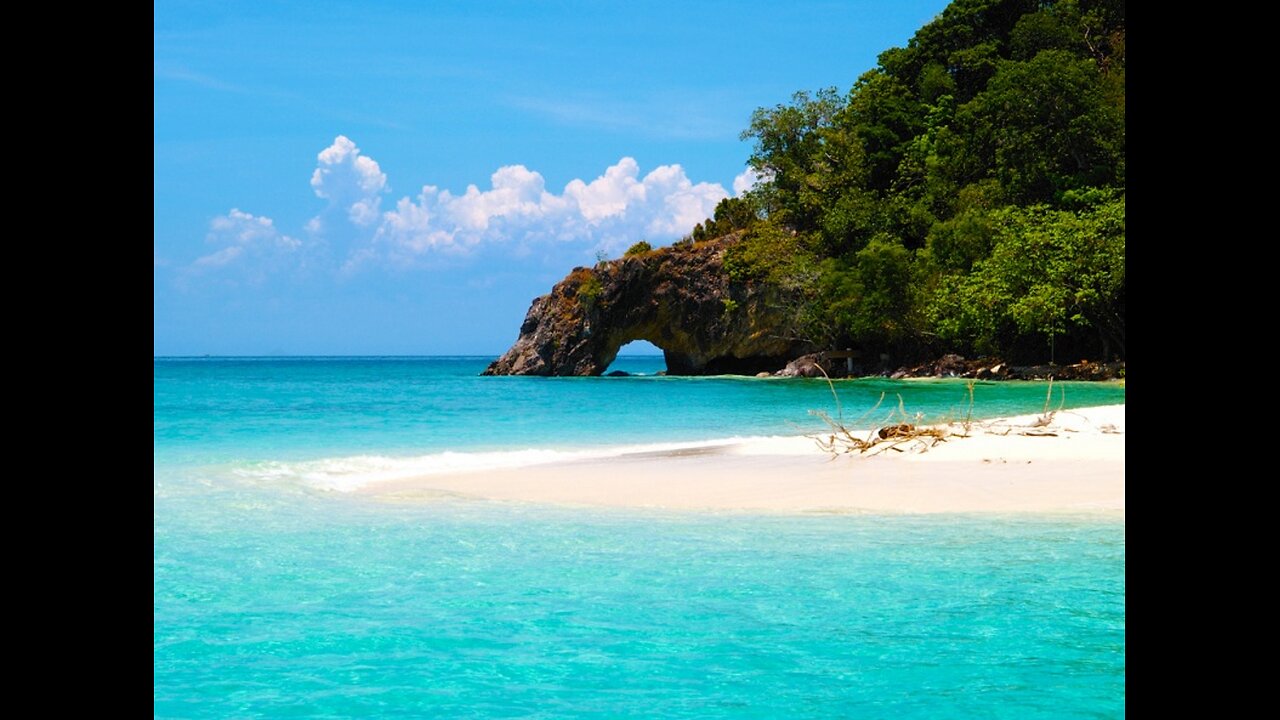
[809,371,1109,458]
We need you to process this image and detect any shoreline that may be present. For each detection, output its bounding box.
[357,405,1126,516]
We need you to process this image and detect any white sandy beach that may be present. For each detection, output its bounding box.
[361,404,1125,515]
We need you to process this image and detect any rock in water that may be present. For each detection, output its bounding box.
[777,353,830,378]
[482,237,814,376]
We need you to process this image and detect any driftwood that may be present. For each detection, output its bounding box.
[810,371,1085,457]
[809,366,953,456]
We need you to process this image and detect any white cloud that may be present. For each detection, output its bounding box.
[192,245,244,268]
[310,135,388,226]
[563,157,645,221]
[370,155,728,262]
[628,163,728,238]
[209,208,297,247]
[191,209,300,271]
[733,167,766,196]
[375,190,455,256]
[214,135,736,273]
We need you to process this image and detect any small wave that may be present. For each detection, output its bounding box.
[233,436,799,492]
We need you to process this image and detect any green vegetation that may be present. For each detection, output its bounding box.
[571,268,603,308]
[624,240,653,256]
[694,0,1125,364]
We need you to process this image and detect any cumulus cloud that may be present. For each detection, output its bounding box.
[191,209,300,271]
[310,135,388,226]
[733,167,767,196]
[370,155,728,261]
[212,135,736,273]
[563,158,645,221]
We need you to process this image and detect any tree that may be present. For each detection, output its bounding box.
[688,0,1125,364]
[926,197,1125,359]
[741,88,845,230]
[963,50,1124,203]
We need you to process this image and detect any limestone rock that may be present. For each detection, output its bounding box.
[777,353,829,378]
[483,237,814,376]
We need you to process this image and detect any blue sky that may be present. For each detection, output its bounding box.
[154,0,950,356]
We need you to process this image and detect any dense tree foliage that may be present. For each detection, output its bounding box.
[687,0,1124,364]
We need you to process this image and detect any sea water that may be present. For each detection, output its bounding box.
[154,357,1125,717]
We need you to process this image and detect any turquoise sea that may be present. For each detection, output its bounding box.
[154,357,1126,717]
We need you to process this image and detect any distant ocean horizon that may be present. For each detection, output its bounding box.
[155,357,1125,717]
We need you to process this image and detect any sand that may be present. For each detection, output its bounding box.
[360,405,1125,515]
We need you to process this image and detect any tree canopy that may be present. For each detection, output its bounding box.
[692,0,1125,364]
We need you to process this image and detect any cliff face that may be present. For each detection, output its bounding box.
[483,237,814,376]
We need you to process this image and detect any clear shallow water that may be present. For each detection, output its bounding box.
[154,357,1125,717]
[154,356,1124,466]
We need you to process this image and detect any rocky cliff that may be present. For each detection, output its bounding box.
[483,237,814,376]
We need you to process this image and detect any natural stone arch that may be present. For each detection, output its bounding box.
[601,340,666,373]
[483,238,814,376]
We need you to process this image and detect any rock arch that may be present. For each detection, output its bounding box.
[483,238,813,376]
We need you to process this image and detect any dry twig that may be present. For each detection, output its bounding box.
[809,368,952,456]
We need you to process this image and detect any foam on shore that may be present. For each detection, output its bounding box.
[352,405,1126,515]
